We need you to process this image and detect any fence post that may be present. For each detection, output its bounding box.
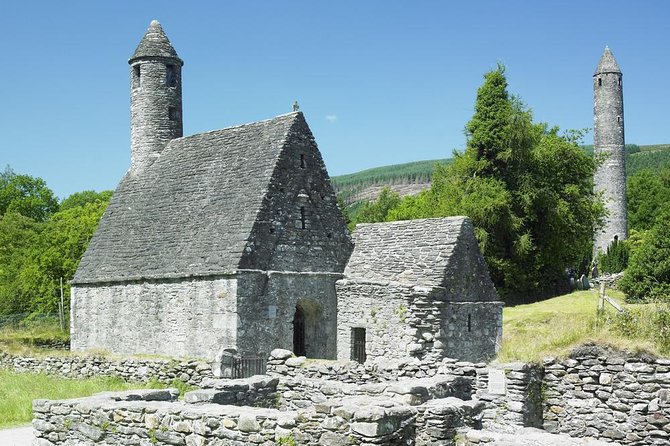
[59,277,65,331]
[598,282,605,312]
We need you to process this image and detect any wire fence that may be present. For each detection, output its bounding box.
[0,313,68,330]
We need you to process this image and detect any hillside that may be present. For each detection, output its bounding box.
[331,143,670,205]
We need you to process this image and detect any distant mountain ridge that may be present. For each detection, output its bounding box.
[331,144,670,205]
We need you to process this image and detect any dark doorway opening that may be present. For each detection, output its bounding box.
[293,306,306,356]
[351,327,366,363]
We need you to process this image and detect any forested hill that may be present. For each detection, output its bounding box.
[331,143,670,204]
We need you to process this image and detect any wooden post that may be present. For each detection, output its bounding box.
[59,277,64,331]
[598,282,605,312]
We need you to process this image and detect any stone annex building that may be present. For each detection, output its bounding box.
[70,21,502,364]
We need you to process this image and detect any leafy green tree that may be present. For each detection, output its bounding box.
[27,200,109,314]
[0,166,59,222]
[360,65,603,302]
[620,210,670,302]
[597,238,629,274]
[357,188,401,224]
[60,190,113,211]
[627,167,670,232]
[0,212,42,314]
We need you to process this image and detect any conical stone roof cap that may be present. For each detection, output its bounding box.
[129,20,182,65]
[594,46,621,75]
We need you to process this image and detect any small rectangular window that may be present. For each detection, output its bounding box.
[300,154,306,169]
[300,206,306,229]
[467,314,472,332]
[133,65,141,88]
[168,107,179,121]
[598,78,602,87]
[351,328,366,363]
[166,64,177,87]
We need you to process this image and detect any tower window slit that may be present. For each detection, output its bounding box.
[133,65,141,88]
[300,154,306,169]
[598,78,602,87]
[300,206,306,229]
[166,64,177,87]
[169,107,179,121]
[467,314,472,332]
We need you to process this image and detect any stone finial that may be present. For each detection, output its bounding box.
[129,20,183,65]
[293,101,300,112]
[594,46,621,75]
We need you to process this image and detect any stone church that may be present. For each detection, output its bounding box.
[70,21,502,364]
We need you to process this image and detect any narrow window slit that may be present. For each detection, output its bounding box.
[300,206,306,229]
[133,65,141,88]
[300,154,306,169]
[166,64,177,87]
[467,314,472,332]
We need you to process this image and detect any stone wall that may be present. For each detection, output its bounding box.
[0,352,213,386]
[267,348,485,385]
[236,272,340,360]
[71,276,238,360]
[543,345,670,445]
[32,388,419,446]
[336,280,502,364]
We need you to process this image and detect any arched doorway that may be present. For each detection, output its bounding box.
[293,306,306,356]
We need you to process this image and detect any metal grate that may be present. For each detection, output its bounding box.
[351,327,367,364]
[231,356,266,379]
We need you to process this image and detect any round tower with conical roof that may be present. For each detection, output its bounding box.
[129,20,183,170]
[593,46,627,255]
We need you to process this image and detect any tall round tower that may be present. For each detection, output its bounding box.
[593,46,627,255]
[128,20,183,171]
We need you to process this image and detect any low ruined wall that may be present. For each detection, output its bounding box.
[32,388,419,446]
[267,347,485,384]
[0,352,213,385]
[543,345,670,445]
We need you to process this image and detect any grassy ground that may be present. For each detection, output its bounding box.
[0,371,160,428]
[498,289,659,363]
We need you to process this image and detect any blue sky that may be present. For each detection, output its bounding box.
[1,1,668,199]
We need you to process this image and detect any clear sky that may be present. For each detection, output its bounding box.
[1,1,668,199]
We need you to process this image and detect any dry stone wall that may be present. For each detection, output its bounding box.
[543,345,670,445]
[0,352,213,386]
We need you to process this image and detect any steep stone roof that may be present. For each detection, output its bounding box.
[344,217,497,296]
[129,20,182,65]
[594,46,621,75]
[73,112,305,284]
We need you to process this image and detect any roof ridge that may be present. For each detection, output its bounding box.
[166,112,302,145]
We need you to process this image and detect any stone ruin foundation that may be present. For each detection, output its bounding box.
[30,343,670,445]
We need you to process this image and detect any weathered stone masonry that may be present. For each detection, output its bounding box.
[337,217,503,364]
[593,46,627,254]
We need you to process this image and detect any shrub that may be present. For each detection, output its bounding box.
[620,212,670,302]
[597,238,629,274]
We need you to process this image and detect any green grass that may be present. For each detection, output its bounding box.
[0,317,71,356]
[498,289,658,363]
[0,370,160,428]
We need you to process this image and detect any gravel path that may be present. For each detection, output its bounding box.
[0,425,34,445]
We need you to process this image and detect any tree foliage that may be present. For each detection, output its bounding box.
[627,167,670,232]
[357,65,603,302]
[597,238,629,274]
[357,188,401,224]
[0,171,111,316]
[0,166,59,222]
[619,210,670,302]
